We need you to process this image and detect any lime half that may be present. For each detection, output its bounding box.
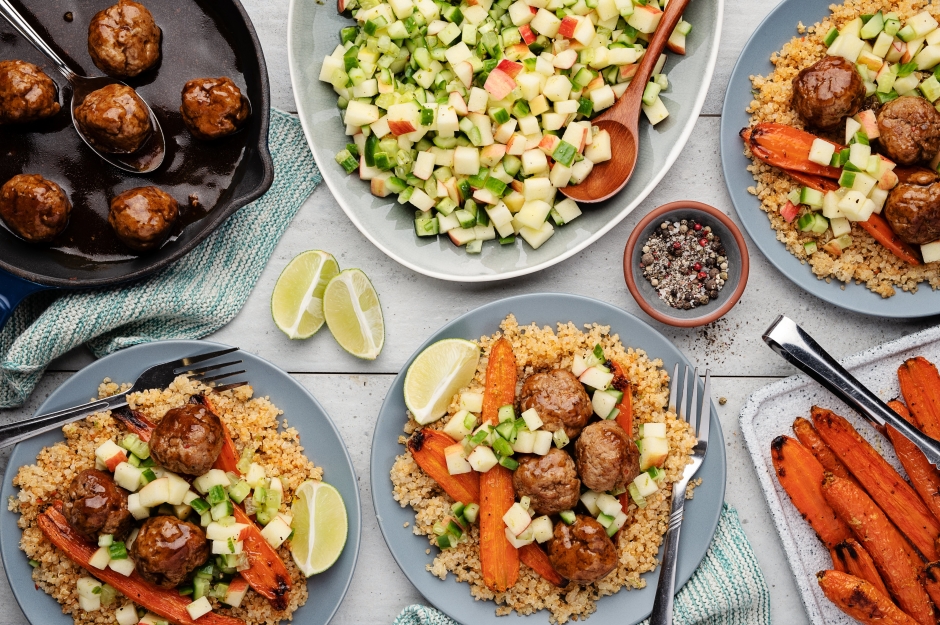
[404,339,480,425]
[323,268,385,360]
[290,481,347,577]
[271,251,339,339]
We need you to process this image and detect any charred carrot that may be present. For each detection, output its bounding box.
[786,169,841,193]
[742,124,843,179]
[792,417,857,485]
[812,406,940,561]
[858,215,921,267]
[832,539,891,599]
[817,570,920,625]
[110,407,157,442]
[770,435,852,548]
[518,543,566,586]
[823,475,934,625]
[899,358,940,439]
[38,507,245,625]
[886,424,940,527]
[406,428,481,505]
[479,337,519,593]
[609,360,634,437]
[924,563,940,611]
[831,547,847,573]
[230,506,292,609]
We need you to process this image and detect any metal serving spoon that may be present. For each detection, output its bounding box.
[0,0,165,173]
[560,0,692,204]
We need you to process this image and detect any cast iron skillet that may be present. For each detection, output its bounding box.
[0,0,273,331]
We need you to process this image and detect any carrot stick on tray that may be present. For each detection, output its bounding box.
[792,417,858,485]
[407,429,481,505]
[38,506,245,625]
[822,475,935,625]
[817,570,920,625]
[479,337,520,593]
[831,539,891,600]
[885,424,940,528]
[898,358,940,439]
[924,563,940,611]
[811,406,940,561]
[770,435,852,549]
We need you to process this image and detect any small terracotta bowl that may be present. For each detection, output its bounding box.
[623,201,749,327]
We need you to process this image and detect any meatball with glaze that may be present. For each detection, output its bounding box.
[130,516,209,587]
[75,84,152,153]
[0,60,60,124]
[791,56,865,130]
[877,96,940,166]
[180,77,251,140]
[88,0,161,78]
[884,168,940,245]
[575,420,640,493]
[64,469,133,541]
[108,186,178,251]
[0,174,71,243]
[519,370,593,439]
[149,403,224,476]
[547,515,618,584]
[512,448,580,516]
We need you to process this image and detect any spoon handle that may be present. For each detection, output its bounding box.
[0,0,78,82]
[612,0,693,124]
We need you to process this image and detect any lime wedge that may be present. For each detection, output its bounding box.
[404,339,480,425]
[323,268,384,360]
[290,481,347,577]
[271,251,339,339]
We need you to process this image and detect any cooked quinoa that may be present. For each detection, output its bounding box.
[8,375,322,625]
[390,315,696,623]
[744,0,940,298]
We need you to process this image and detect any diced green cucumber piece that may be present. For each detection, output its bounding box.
[559,510,576,525]
[799,186,824,208]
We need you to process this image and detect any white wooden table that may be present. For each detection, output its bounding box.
[2,1,936,623]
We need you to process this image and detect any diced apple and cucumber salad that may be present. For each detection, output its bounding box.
[320,0,692,253]
[424,344,670,550]
[86,436,294,622]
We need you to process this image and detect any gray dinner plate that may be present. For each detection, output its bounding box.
[719,0,940,318]
[370,293,726,624]
[0,340,361,625]
[287,0,723,282]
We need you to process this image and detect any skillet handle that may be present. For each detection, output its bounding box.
[0,270,49,334]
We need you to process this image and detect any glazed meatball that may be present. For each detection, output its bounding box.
[0,174,71,243]
[791,56,865,130]
[519,370,593,439]
[149,404,224,476]
[512,448,581,516]
[180,77,250,140]
[877,96,940,166]
[575,420,640,493]
[0,60,60,124]
[885,169,940,246]
[108,186,178,251]
[88,0,161,78]
[547,515,618,584]
[130,516,209,587]
[74,84,152,153]
[64,469,133,541]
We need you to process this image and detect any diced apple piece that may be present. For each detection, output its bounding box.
[496,59,524,78]
[186,597,213,621]
[553,49,578,69]
[444,42,473,66]
[569,158,593,184]
[584,129,611,163]
[222,578,250,608]
[454,61,474,89]
[590,84,616,112]
[524,176,554,201]
[542,74,572,102]
[445,444,473,475]
[260,516,293,549]
[512,430,536,453]
[138,477,170,508]
[467,445,499,472]
[387,102,420,136]
[519,23,537,44]
[531,515,554,543]
[639,436,668,470]
[518,220,554,248]
[580,365,614,389]
[413,151,436,180]
[596,492,622,516]
[89,546,111,569]
[108,557,136,577]
[537,133,561,156]
[503,502,532,535]
[480,144,507,167]
[437,105,459,135]
[453,146,480,175]
[467,87,489,114]
[319,56,343,83]
[344,100,380,127]
[532,430,554,455]
[667,30,686,54]
[553,198,581,223]
[572,15,595,45]
[95,440,127,472]
[922,240,940,263]
[549,163,572,187]
[114,462,143,492]
[633,472,659,497]
[521,148,549,175]
[408,188,435,212]
[504,526,535,548]
[494,118,517,143]
[165,472,190,506]
[516,200,552,229]
[370,172,394,197]
[627,4,662,34]
[509,0,536,25]
[592,389,618,418]
[642,96,669,125]
[484,69,517,100]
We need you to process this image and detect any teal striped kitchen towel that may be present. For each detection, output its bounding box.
[394,504,770,625]
[0,109,321,408]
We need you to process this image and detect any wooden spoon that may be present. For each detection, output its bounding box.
[561,0,693,203]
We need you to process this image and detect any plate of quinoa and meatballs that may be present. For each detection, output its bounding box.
[370,293,725,624]
[721,0,940,317]
[0,340,360,625]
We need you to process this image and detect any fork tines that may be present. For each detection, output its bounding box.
[176,346,239,368]
[177,347,247,392]
[669,364,712,441]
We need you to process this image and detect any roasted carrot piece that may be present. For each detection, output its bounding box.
[899,358,940,439]
[817,570,920,625]
[110,407,157,442]
[858,215,921,266]
[832,539,892,599]
[478,337,519,592]
[518,543,566,586]
[609,360,634,437]
[406,428,481,505]
[890,400,915,425]
[38,507,245,625]
[741,124,843,179]
[792,417,858,484]
[770,435,852,548]
[831,547,847,573]
[823,475,934,625]
[812,406,940,561]
[924,563,940,610]
[885,424,940,527]
[785,169,841,193]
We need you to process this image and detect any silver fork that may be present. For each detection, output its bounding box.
[0,347,247,448]
[650,364,711,625]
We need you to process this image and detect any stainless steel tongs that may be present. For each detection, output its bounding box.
[763,315,940,466]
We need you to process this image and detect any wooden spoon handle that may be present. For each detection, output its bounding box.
[607,0,694,126]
